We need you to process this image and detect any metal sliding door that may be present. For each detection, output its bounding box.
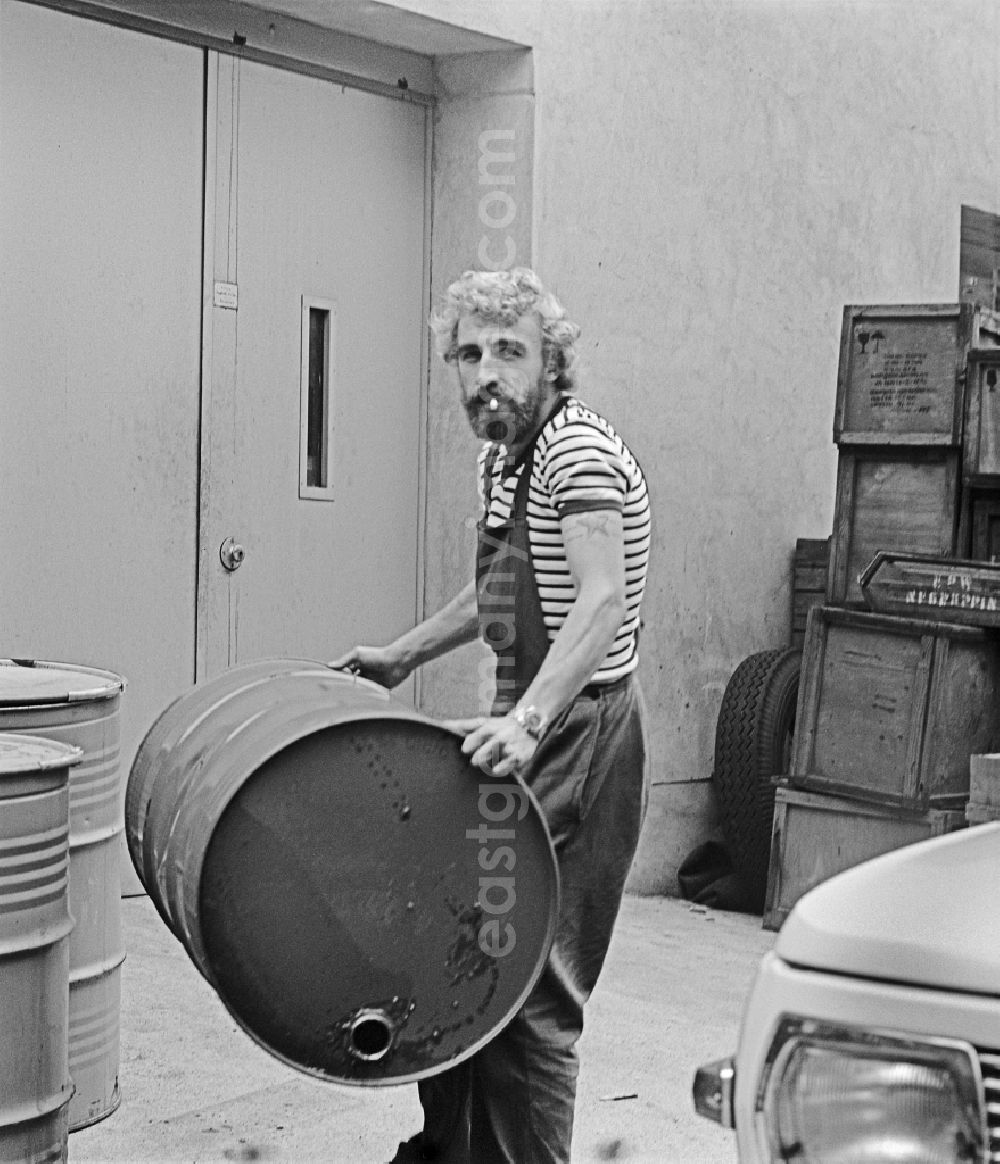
[197,55,429,685]
[2,3,430,896]
[0,1,204,805]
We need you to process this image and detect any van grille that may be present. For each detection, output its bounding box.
[980,1049,1000,1163]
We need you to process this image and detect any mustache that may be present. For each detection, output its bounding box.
[463,390,537,440]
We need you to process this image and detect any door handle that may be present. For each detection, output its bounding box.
[220,537,246,571]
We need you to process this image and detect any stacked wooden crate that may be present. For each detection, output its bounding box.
[790,537,829,650]
[967,753,1000,825]
[960,346,1000,558]
[765,303,1000,930]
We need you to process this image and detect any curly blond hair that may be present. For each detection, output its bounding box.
[430,268,581,392]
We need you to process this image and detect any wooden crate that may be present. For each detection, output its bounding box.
[975,308,1000,347]
[764,784,965,930]
[964,350,1000,482]
[827,448,961,605]
[960,204,1000,318]
[833,303,975,446]
[859,551,1000,627]
[791,605,1000,807]
[958,486,1000,561]
[791,537,829,649]
[969,753,1000,811]
[966,802,1000,825]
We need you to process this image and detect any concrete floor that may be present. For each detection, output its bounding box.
[69,894,775,1163]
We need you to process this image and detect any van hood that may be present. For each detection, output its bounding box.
[776,822,1000,996]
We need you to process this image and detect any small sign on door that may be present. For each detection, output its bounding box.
[214,281,238,310]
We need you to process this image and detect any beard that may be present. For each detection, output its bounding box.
[463,388,544,446]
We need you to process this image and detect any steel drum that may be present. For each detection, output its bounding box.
[0,659,126,1131]
[125,660,558,1084]
[0,734,80,1164]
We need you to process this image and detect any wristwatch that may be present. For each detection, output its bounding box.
[512,705,549,740]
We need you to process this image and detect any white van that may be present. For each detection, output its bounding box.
[693,821,1000,1162]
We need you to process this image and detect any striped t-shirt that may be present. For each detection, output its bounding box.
[477,395,651,682]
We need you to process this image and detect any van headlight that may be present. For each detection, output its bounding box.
[757,1017,986,1163]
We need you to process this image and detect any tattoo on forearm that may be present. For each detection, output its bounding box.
[563,512,613,541]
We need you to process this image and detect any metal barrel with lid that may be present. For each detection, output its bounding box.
[126,659,559,1084]
[0,659,126,1131]
[0,733,81,1164]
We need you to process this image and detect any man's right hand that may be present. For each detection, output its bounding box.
[327,645,412,690]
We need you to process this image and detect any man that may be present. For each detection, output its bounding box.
[333,268,651,1163]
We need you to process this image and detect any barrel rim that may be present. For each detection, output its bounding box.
[0,1083,74,1128]
[0,659,126,707]
[0,915,75,956]
[68,1084,121,1132]
[0,734,83,773]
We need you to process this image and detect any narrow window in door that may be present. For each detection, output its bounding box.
[307,308,328,485]
[300,298,336,500]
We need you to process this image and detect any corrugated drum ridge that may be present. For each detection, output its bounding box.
[125,659,326,878]
[169,696,404,968]
[0,825,69,914]
[69,991,121,1069]
[68,747,121,822]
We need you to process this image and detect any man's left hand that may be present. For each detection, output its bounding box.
[461,715,539,778]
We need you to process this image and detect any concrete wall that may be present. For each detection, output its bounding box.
[418,50,535,721]
[406,0,1000,893]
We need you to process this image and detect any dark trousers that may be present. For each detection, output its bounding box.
[403,676,648,1164]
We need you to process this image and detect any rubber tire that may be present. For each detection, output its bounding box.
[712,649,801,914]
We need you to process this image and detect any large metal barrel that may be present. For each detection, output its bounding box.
[0,734,80,1164]
[0,659,126,1130]
[126,659,559,1084]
